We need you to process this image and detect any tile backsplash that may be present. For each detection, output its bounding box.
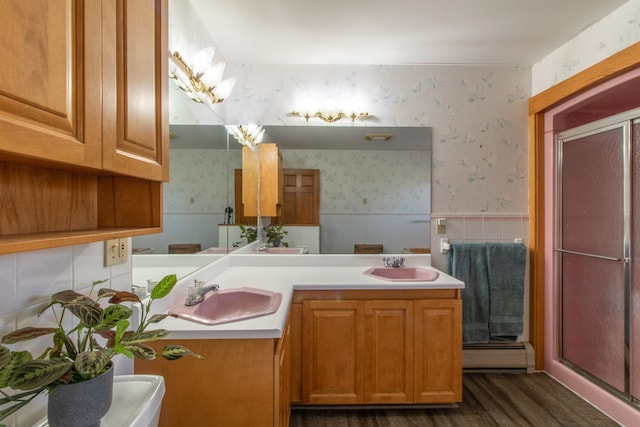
[0,241,133,426]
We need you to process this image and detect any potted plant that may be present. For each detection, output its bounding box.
[263,224,289,247]
[233,224,258,247]
[0,274,201,425]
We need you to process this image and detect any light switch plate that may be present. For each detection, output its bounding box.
[105,238,128,266]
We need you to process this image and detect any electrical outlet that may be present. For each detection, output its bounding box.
[105,238,128,266]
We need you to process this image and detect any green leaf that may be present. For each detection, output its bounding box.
[1,327,57,344]
[73,351,110,380]
[150,274,177,300]
[147,313,174,324]
[0,347,10,369]
[99,304,132,329]
[67,303,103,328]
[0,351,33,388]
[114,319,130,345]
[122,329,170,344]
[124,343,156,360]
[161,345,204,361]
[8,359,73,390]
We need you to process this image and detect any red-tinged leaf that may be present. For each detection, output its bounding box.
[97,288,117,299]
[108,291,141,304]
[51,290,95,306]
[1,327,57,344]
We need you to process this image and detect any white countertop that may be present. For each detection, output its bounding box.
[148,252,464,340]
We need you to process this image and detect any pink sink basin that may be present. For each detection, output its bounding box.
[255,247,305,254]
[169,287,282,325]
[363,267,440,282]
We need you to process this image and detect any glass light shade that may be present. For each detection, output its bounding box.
[214,77,236,101]
[201,62,225,89]
[191,47,215,76]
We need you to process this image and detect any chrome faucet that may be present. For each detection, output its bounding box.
[185,280,219,306]
[383,256,405,268]
[258,242,273,252]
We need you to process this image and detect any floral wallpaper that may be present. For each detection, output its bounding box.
[224,64,531,215]
[165,149,241,213]
[282,149,430,214]
[532,0,640,94]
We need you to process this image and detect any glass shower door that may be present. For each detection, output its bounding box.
[558,123,627,394]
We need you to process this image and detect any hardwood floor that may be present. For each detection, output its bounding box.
[290,373,620,426]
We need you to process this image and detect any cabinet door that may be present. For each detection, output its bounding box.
[289,303,303,403]
[0,1,102,168]
[101,0,169,181]
[414,299,462,403]
[365,300,413,403]
[302,300,365,404]
[274,320,291,427]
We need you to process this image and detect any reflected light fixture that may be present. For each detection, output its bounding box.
[290,110,369,123]
[226,124,265,150]
[169,46,236,106]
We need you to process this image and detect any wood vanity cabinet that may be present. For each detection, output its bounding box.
[0,0,168,254]
[293,289,462,406]
[135,317,292,427]
[243,143,283,217]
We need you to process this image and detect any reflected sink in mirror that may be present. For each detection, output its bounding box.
[169,287,282,325]
[363,267,440,282]
[257,247,308,254]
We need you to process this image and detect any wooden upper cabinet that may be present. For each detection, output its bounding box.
[0,0,168,254]
[242,143,283,217]
[101,0,168,181]
[0,1,103,168]
[0,0,168,181]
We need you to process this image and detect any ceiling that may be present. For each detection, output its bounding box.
[187,0,627,65]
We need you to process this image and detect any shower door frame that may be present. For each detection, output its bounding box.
[555,109,639,404]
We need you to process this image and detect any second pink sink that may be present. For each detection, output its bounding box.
[363,267,440,282]
[169,287,282,325]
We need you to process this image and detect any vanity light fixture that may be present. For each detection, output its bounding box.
[365,134,393,141]
[169,46,236,105]
[290,110,369,124]
[226,124,265,150]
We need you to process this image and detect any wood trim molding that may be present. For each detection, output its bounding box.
[528,41,640,370]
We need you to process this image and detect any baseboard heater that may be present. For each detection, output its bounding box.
[463,341,535,373]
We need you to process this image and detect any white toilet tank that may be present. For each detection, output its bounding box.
[35,375,165,427]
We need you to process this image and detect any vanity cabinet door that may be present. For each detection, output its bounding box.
[413,299,462,403]
[302,300,365,404]
[274,319,291,427]
[364,300,414,403]
[0,1,102,168]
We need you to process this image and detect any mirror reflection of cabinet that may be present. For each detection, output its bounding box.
[242,143,283,217]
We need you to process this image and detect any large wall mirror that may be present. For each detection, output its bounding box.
[133,124,431,256]
[232,125,432,254]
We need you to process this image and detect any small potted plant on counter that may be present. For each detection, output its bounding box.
[263,224,289,247]
[0,274,202,426]
[233,224,258,247]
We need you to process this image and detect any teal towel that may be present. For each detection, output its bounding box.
[448,243,490,344]
[486,242,526,339]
